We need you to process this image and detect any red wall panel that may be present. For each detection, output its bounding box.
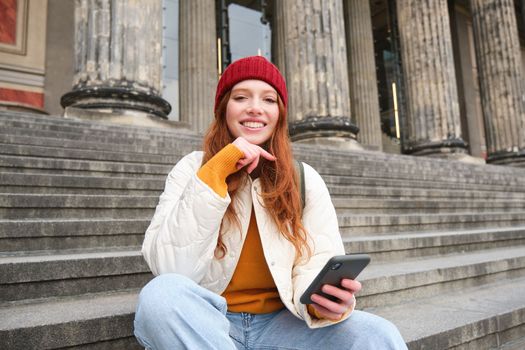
[0,0,18,45]
[0,87,44,108]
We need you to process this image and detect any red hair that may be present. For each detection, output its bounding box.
[202,91,311,260]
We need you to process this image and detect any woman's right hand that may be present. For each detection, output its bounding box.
[232,137,276,174]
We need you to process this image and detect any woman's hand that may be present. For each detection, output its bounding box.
[232,137,276,173]
[309,279,362,321]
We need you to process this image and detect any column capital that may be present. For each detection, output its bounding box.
[487,150,525,165]
[403,138,468,156]
[61,85,171,119]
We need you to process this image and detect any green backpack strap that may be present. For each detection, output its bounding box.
[294,159,306,211]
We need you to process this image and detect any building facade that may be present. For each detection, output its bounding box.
[1,0,524,165]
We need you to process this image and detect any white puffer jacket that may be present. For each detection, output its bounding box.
[141,151,351,328]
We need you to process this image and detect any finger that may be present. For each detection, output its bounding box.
[259,148,276,161]
[310,293,347,315]
[309,302,344,321]
[232,137,248,148]
[236,158,251,169]
[237,159,254,171]
[341,279,362,293]
[246,154,260,174]
[321,284,354,305]
[242,147,258,161]
[234,138,260,157]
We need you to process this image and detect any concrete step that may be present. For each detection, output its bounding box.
[2,166,522,200]
[499,337,525,350]
[0,290,141,349]
[5,140,489,185]
[0,112,486,164]
[293,142,521,174]
[4,194,524,220]
[3,140,521,189]
[0,142,182,165]
[0,126,482,173]
[318,168,525,195]
[297,148,525,182]
[323,174,525,194]
[339,212,525,235]
[0,193,158,219]
[0,121,202,145]
[6,114,514,187]
[0,113,503,178]
[2,212,523,253]
[0,250,151,302]
[297,149,525,179]
[358,246,525,309]
[3,242,523,309]
[4,171,522,200]
[0,154,172,177]
[329,184,525,200]
[2,110,525,350]
[0,252,525,349]
[368,277,525,349]
[4,111,525,171]
[2,133,524,190]
[3,117,525,187]
[0,131,199,158]
[0,218,148,252]
[1,123,181,146]
[3,166,522,200]
[3,148,521,201]
[0,172,163,195]
[0,110,196,139]
[344,226,525,261]
[315,162,522,185]
[2,210,523,250]
[334,198,525,214]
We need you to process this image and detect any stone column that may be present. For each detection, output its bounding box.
[344,0,382,151]
[449,6,486,160]
[272,3,286,83]
[61,0,171,119]
[273,0,359,148]
[179,0,217,133]
[396,0,467,156]
[470,0,525,166]
[522,0,525,32]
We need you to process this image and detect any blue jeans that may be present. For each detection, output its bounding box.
[134,274,407,350]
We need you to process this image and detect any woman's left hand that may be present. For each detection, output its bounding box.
[309,279,362,320]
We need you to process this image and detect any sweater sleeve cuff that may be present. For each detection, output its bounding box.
[307,304,324,319]
[197,144,244,197]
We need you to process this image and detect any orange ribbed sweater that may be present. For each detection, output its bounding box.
[197,144,284,314]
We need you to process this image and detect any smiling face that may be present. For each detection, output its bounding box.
[225,80,280,146]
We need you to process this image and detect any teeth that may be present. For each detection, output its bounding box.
[242,121,265,128]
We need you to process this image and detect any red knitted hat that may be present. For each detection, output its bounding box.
[214,56,288,113]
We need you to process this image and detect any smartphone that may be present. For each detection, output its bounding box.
[300,254,370,304]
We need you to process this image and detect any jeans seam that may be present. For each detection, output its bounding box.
[230,333,244,347]
[254,345,299,350]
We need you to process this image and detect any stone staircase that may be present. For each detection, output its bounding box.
[1,110,525,349]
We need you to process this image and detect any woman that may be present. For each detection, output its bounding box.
[134,56,407,349]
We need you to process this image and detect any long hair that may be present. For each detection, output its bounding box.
[202,91,311,261]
